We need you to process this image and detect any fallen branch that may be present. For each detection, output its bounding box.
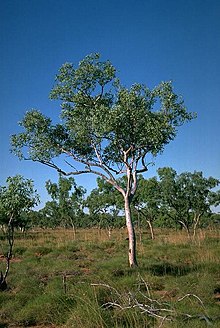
[177,293,205,309]
[90,276,213,326]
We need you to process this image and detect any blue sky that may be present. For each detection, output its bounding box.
[1,0,220,208]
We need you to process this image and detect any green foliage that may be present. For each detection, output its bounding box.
[132,176,161,231]
[0,175,39,289]
[40,174,86,228]
[11,53,195,194]
[85,169,220,234]
[158,168,219,233]
[86,177,122,228]
[0,175,39,227]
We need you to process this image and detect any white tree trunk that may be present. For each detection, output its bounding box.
[124,196,138,267]
[193,213,201,239]
[69,218,76,240]
[147,220,155,240]
[179,220,191,239]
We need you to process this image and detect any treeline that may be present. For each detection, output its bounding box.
[1,168,219,239]
[0,169,219,289]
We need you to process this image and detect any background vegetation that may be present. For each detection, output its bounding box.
[0,166,219,327]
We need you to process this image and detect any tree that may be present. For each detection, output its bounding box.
[11,53,195,267]
[42,174,86,234]
[187,172,219,238]
[133,176,161,240]
[86,177,122,235]
[0,175,39,290]
[158,167,219,238]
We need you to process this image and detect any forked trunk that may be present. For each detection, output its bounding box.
[69,218,76,240]
[124,196,138,267]
[193,213,201,240]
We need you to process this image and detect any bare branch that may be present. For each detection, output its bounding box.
[90,278,211,325]
[64,159,78,171]
[136,152,149,174]
[61,147,118,183]
[91,283,121,297]
[177,293,206,310]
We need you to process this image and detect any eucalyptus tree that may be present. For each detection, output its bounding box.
[11,53,195,267]
[86,177,122,234]
[0,175,39,290]
[42,174,86,233]
[133,176,161,240]
[158,167,219,238]
[187,172,219,237]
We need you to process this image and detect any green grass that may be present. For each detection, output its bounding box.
[0,228,220,327]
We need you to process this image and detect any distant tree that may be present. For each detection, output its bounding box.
[41,174,86,235]
[132,176,161,240]
[15,211,34,232]
[158,167,219,238]
[86,177,121,235]
[24,210,43,229]
[39,201,60,228]
[210,212,220,227]
[11,53,195,267]
[0,175,39,290]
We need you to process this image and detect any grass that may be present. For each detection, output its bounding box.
[0,227,220,327]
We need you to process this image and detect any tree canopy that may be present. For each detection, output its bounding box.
[11,53,195,189]
[41,174,86,229]
[0,175,39,227]
[157,167,220,237]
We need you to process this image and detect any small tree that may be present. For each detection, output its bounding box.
[133,176,161,240]
[86,177,121,235]
[42,174,86,234]
[158,167,219,238]
[0,175,39,290]
[11,53,195,267]
[187,172,219,238]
